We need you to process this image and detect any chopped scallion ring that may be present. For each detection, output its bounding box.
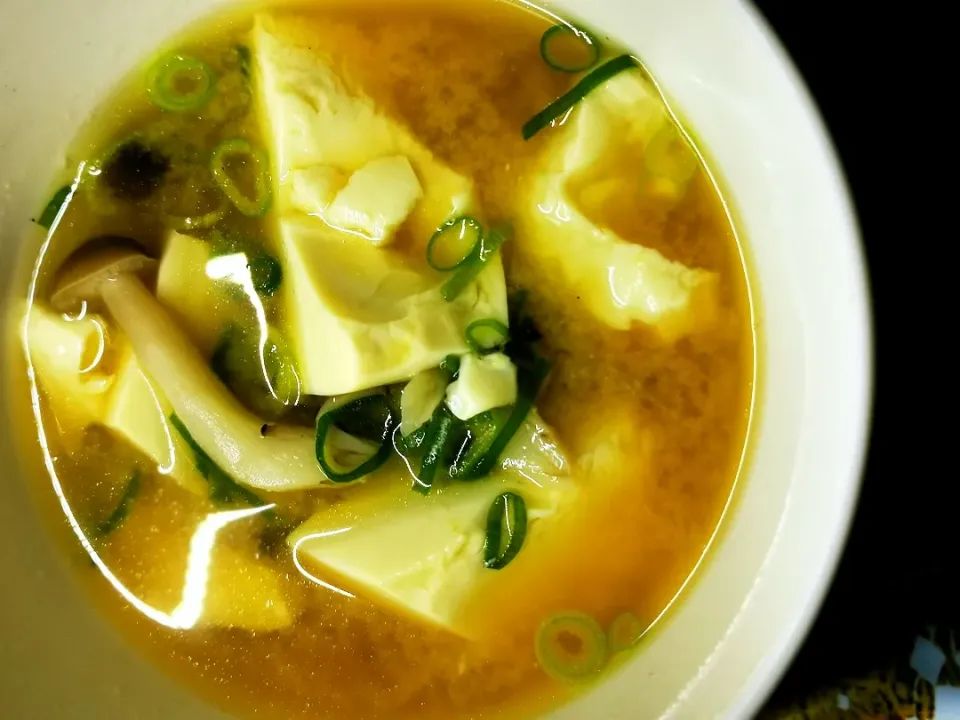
[536,612,608,682]
[315,395,396,484]
[483,492,528,569]
[607,612,645,652]
[522,54,637,140]
[146,53,217,113]
[414,405,458,494]
[457,355,550,480]
[540,24,600,73]
[248,254,283,296]
[465,318,510,354]
[37,185,71,229]
[439,354,462,378]
[210,138,273,218]
[95,469,142,537]
[427,216,483,271]
[442,226,507,301]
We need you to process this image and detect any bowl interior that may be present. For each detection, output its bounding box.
[0,0,870,718]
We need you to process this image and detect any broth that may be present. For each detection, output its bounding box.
[7,1,754,718]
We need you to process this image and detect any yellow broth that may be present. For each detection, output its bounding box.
[8,0,755,718]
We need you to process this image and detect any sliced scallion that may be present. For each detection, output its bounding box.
[210,138,273,218]
[442,226,507,301]
[248,254,282,296]
[465,318,510,355]
[170,413,270,510]
[414,405,458,494]
[37,185,71,229]
[315,395,395,483]
[146,53,217,113]
[450,408,510,479]
[483,492,527,569]
[427,216,483,271]
[536,612,608,682]
[457,355,550,480]
[235,44,252,79]
[96,469,142,537]
[522,54,637,140]
[540,24,600,73]
[607,611,645,653]
[439,354,462,378]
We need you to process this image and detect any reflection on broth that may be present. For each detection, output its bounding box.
[8,0,754,718]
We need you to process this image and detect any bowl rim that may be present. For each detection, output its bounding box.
[726,2,874,715]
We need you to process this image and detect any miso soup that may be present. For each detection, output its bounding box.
[8,0,755,718]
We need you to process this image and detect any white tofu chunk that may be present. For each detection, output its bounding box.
[101,344,208,497]
[445,353,517,421]
[279,219,507,396]
[290,165,346,217]
[324,156,423,245]
[287,465,574,637]
[253,15,475,244]
[253,17,510,394]
[400,368,448,437]
[519,70,718,340]
[156,231,233,357]
[23,303,113,435]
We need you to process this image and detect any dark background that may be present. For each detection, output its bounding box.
[750,1,947,714]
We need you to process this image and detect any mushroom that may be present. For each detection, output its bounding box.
[51,236,327,492]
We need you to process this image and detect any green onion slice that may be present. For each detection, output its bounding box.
[439,354,462,378]
[540,24,600,73]
[248,254,282,296]
[465,318,510,355]
[536,612,608,682]
[235,44,252,79]
[315,394,396,483]
[607,611,646,653]
[427,216,483,271]
[414,405,459,494]
[442,226,507,302]
[522,54,638,141]
[483,492,528,569]
[210,138,273,218]
[644,123,699,186]
[146,53,217,113]
[456,355,550,480]
[96,469,142,537]
[37,185,72,229]
[449,408,509,480]
[170,413,270,509]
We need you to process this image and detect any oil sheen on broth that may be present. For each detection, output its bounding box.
[11,0,754,718]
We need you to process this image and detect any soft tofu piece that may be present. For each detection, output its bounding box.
[290,165,346,217]
[279,219,507,396]
[400,368,448,436]
[519,70,718,341]
[23,303,113,433]
[156,231,234,357]
[288,465,573,637]
[253,16,509,393]
[324,156,423,245]
[445,353,517,421]
[101,344,208,497]
[254,15,475,244]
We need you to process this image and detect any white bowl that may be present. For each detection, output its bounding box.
[0,0,872,717]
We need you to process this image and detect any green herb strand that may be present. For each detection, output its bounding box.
[522,54,637,140]
[483,492,528,569]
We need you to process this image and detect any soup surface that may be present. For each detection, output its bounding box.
[8,0,754,718]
